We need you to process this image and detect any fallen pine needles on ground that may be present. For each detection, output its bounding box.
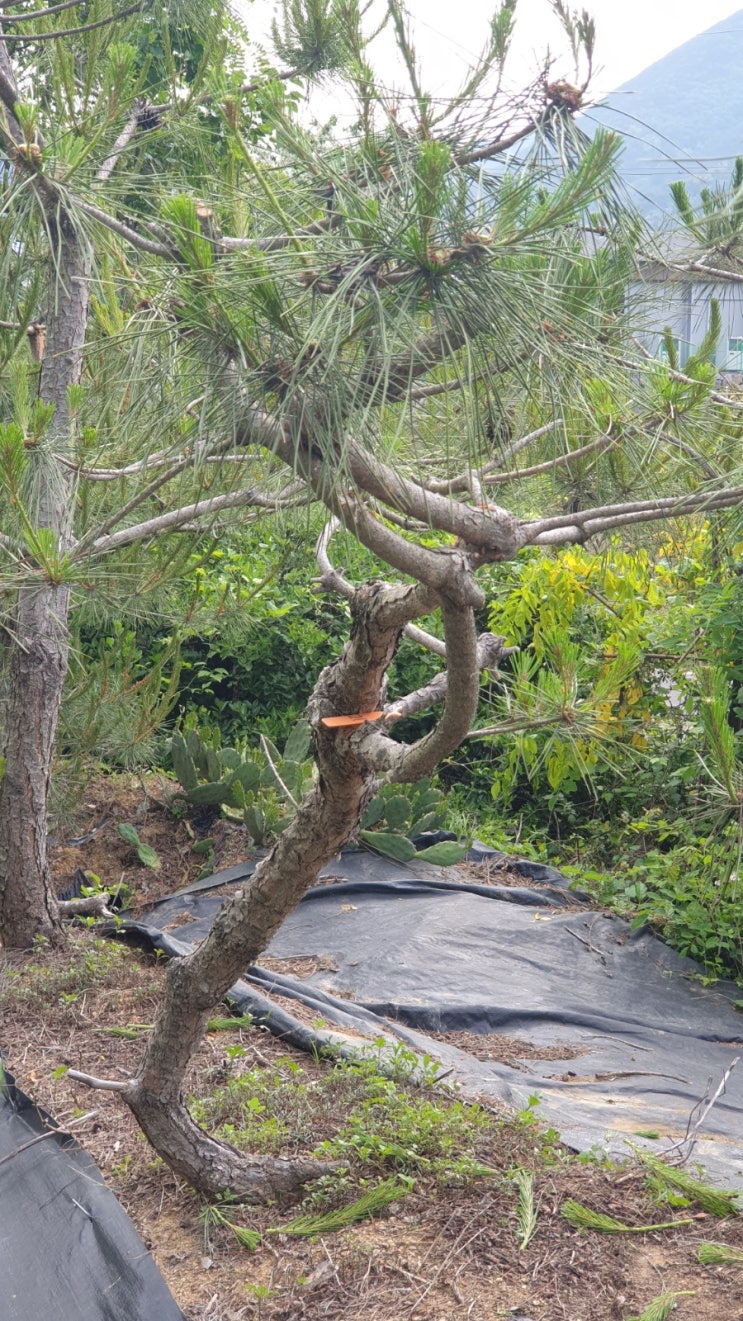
[698,1241,743,1265]
[561,1199,693,1234]
[627,1292,695,1321]
[633,1148,741,1218]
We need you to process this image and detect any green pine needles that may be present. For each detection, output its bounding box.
[512,1167,538,1250]
[202,1178,412,1252]
[201,1203,262,1252]
[268,1177,413,1237]
[561,1199,692,1234]
[626,1293,695,1321]
[698,1241,743,1266]
[636,1151,740,1219]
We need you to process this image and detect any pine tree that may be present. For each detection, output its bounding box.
[3,0,743,1196]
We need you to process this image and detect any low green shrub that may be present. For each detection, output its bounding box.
[191,1049,492,1184]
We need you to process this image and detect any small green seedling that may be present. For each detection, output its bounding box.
[118,822,160,869]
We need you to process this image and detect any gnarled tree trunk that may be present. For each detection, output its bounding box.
[122,573,485,1200]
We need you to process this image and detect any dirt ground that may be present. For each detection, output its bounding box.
[2,775,743,1320]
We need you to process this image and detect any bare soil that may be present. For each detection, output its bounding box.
[50,772,251,911]
[1,776,742,1320]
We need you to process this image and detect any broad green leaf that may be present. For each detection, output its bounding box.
[188,782,231,806]
[136,843,161,870]
[360,831,416,862]
[283,719,312,763]
[261,736,282,766]
[277,758,301,793]
[415,842,467,866]
[192,838,214,855]
[118,822,139,846]
[230,761,261,792]
[411,789,443,814]
[383,795,412,830]
[244,805,267,843]
[229,780,247,809]
[408,811,439,838]
[170,731,198,792]
[361,796,385,828]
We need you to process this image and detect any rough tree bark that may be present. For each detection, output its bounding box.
[0,30,157,945]
[113,567,489,1200]
[0,217,90,946]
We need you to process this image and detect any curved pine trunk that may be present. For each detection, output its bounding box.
[125,580,479,1200]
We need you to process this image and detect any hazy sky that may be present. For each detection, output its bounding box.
[407,0,743,95]
[240,0,743,105]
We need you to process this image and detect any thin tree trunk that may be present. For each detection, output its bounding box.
[0,219,90,946]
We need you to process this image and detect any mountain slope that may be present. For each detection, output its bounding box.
[589,10,743,219]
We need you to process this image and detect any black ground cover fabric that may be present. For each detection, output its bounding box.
[0,1069,184,1320]
[122,849,743,1190]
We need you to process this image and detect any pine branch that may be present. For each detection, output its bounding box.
[84,486,302,557]
[315,516,447,657]
[484,428,616,486]
[698,1242,743,1265]
[628,338,743,412]
[456,106,555,167]
[0,1,148,42]
[330,489,485,605]
[637,1152,739,1218]
[513,1167,539,1251]
[0,0,86,22]
[670,258,743,285]
[374,593,483,785]
[627,1293,695,1321]
[346,439,525,561]
[362,321,468,405]
[424,424,562,496]
[384,632,510,723]
[72,454,200,559]
[75,200,174,258]
[271,1178,412,1236]
[562,1199,692,1234]
[97,104,152,183]
[528,486,743,545]
[0,19,25,144]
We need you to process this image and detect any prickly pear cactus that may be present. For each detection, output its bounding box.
[167,717,314,844]
[169,722,461,863]
[170,731,198,793]
[360,779,466,866]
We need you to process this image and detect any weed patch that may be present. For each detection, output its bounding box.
[0,935,132,1011]
[191,1051,493,1185]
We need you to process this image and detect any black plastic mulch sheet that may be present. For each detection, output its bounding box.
[120,848,743,1189]
[0,1069,184,1321]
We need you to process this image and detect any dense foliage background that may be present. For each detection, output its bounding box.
[2,0,743,980]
